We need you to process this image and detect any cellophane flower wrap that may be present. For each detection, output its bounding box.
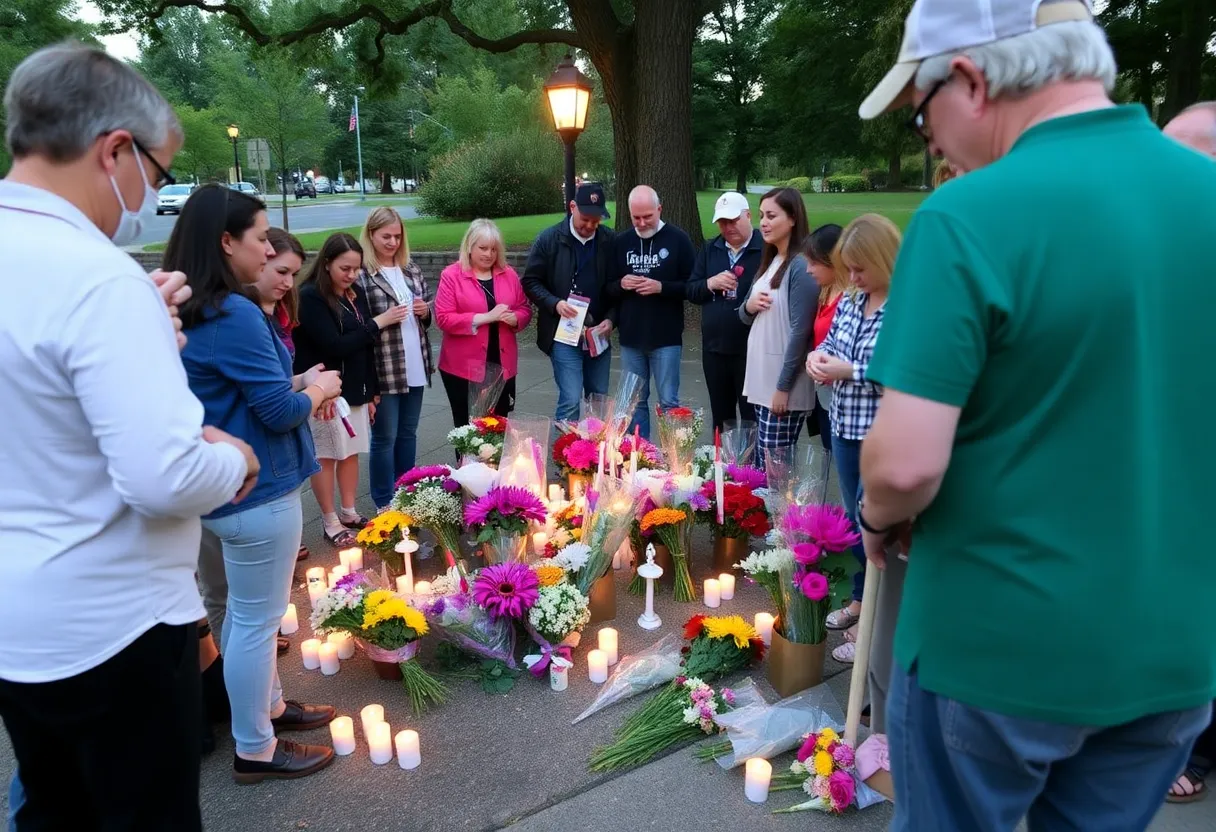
[735,547,794,624]
[499,415,550,497]
[448,415,508,465]
[720,422,758,466]
[465,486,547,564]
[588,615,765,771]
[311,574,447,715]
[641,474,707,602]
[542,500,584,557]
[692,445,716,480]
[355,510,414,575]
[656,404,704,473]
[696,480,771,541]
[392,465,465,566]
[422,590,518,668]
[779,504,860,645]
[572,477,644,596]
[771,728,858,814]
[572,633,684,724]
[619,434,663,471]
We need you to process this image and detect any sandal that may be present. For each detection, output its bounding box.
[1167,767,1207,803]
[827,606,861,630]
[832,641,856,664]
[296,545,310,561]
[324,527,357,548]
[844,624,859,644]
[340,513,370,530]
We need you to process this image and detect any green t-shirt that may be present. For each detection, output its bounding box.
[867,106,1216,725]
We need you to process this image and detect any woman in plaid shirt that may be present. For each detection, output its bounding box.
[807,214,901,647]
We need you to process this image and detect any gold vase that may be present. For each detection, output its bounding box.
[765,622,826,698]
[587,571,617,624]
[711,534,750,574]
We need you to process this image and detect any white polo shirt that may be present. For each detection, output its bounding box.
[0,181,248,683]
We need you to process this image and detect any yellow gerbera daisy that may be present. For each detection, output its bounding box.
[361,590,428,636]
[533,564,566,587]
[700,615,758,649]
[817,727,839,748]
[813,750,835,777]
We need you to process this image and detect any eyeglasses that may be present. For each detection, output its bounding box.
[906,77,948,143]
[132,137,176,189]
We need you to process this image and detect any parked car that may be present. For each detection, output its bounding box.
[333,181,346,194]
[156,183,194,215]
[294,179,317,200]
[314,176,334,195]
[229,181,260,197]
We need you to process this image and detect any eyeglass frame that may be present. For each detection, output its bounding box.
[906,76,950,143]
[130,136,176,189]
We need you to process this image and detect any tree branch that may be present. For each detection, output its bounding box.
[438,6,582,51]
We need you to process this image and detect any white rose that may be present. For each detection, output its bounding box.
[478,443,497,460]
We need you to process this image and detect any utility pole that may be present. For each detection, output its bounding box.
[355,87,366,201]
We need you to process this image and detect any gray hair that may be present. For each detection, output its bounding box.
[914,20,1117,99]
[4,41,181,163]
[628,185,661,209]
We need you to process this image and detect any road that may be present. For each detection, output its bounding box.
[137,196,420,245]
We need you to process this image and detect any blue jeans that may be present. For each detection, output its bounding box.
[8,772,22,832]
[887,661,1212,831]
[202,491,302,756]
[831,433,866,603]
[550,342,612,422]
[620,345,681,439]
[370,387,425,509]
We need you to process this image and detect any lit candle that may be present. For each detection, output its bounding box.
[588,649,609,684]
[301,638,322,670]
[754,612,775,646]
[327,631,355,660]
[279,603,299,635]
[332,564,348,580]
[338,548,355,570]
[318,642,340,675]
[745,757,772,803]
[532,531,548,556]
[413,581,431,595]
[330,716,356,756]
[598,627,619,666]
[305,566,326,585]
[308,581,327,606]
[368,722,393,765]
[396,574,414,595]
[360,704,384,741]
[704,578,721,608]
[341,548,363,572]
[718,573,736,600]
[395,729,421,770]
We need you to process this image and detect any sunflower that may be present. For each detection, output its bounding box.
[700,615,758,649]
[373,510,413,533]
[533,564,566,587]
[640,507,686,532]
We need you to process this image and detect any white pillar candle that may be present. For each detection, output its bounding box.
[318,642,340,675]
[413,581,431,595]
[360,704,384,740]
[330,716,356,756]
[718,573,736,600]
[301,638,322,670]
[598,627,619,666]
[368,722,393,765]
[703,578,721,609]
[588,649,609,684]
[754,613,775,646]
[327,631,355,660]
[395,729,421,770]
[305,566,327,585]
[548,484,562,502]
[396,574,414,595]
[308,581,327,606]
[279,603,299,635]
[550,662,569,691]
[744,757,772,803]
[332,564,349,580]
[532,532,548,555]
[342,548,363,572]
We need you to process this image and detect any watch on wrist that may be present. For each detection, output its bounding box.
[857,503,894,535]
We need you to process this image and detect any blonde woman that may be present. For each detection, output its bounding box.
[435,219,532,426]
[806,213,901,653]
[933,158,963,189]
[358,207,433,511]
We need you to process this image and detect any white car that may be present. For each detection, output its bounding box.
[156,183,194,215]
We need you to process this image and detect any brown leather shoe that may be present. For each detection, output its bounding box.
[277,637,289,655]
[232,739,334,784]
[270,700,336,732]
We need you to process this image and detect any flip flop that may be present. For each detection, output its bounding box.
[827,606,861,630]
[324,528,357,548]
[1167,768,1207,803]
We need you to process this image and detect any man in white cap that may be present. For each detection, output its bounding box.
[686,191,763,432]
[853,1,1216,827]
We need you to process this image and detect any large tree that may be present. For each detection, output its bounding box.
[95,0,719,244]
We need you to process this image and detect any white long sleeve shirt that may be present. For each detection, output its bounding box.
[0,181,248,683]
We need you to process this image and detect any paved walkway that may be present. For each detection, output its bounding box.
[0,335,1210,831]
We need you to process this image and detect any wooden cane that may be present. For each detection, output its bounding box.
[844,558,882,748]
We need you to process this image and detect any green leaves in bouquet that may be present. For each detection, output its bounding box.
[432,644,517,694]
[480,659,519,695]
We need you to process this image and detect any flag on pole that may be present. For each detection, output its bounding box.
[348,106,357,132]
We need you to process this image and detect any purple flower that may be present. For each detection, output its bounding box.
[722,688,736,706]
[396,464,453,489]
[784,504,861,552]
[334,572,366,591]
[793,542,822,566]
[472,562,539,619]
[442,479,461,493]
[798,570,830,601]
[464,486,548,529]
[725,464,766,489]
[832,742,855,768]
[827,770,855,812]
[688,492,711,512]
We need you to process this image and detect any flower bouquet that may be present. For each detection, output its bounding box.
[735,547,795,625]
[588,614,765,771]
[499,414,551,499]
[552,432,600,496]
[572,633,684,724]
[655,404,704,474]
[571,477,644,597]
[355,509,415,578]
[720,419,758,466]
[392,465,465,567]
[698,479,772,572]
[640,507,694,601]
[618,433,663,472]
[422,590,518,669]
[464,485,547,565]
[448,415,508,466]
[542,501,584,557]
[523,567,590,688]
[692,445,716,480]
[311,575,447,715]
[771,728,858,814]
[472,561,540,622]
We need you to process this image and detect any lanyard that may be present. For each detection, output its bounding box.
[340,291,364,325]
[476,275,496,309]
[573,236,597,289]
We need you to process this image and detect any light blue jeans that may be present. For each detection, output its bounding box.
[202,490,302,756]
[370,387,425,509]
[550,342,612,423]
[620,345,681,439]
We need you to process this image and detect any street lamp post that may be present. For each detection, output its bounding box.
[543,54,592,207]
[227,124,241,185]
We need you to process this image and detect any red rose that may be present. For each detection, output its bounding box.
[669,407,694,418]
[552,433,577,465]
[732,265,745,277]
[749,637,767,662]
[683,614,707,641]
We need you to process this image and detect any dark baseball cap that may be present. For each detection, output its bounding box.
[574,182,610,219]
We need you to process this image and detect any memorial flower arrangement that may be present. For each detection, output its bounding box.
[472,562,540,621]
[640,507,695,601]
[553,541,591,573]
[772,727,858,814]
[778,504,859,646]
[355,510,415,574]
[655,404,704,471]
[527,580,590,644]
[464,486,548,543]
[736,547,795,625]
[447,415,508,464]
[543,501,584,556]
[725,464,767,489]
[552,432,601,476]
[696,481,771,540]
[569,481,644,596]
[588,614,763,771]
[619,434,663,470]
[392,465,465,563]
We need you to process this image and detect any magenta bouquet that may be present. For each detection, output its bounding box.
[779,504,859,645]
[473,562,540,621]
[392,465,465,568]
[465,486,547,564]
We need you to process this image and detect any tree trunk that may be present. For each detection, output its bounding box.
[380,170,393,194]
[280,168,289,231]
[1159,0,1210,124]
[887,147,902,190]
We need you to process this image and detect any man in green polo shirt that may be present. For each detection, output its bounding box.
[855,0,1216,828]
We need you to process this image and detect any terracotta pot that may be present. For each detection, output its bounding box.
[371,659,403,681]
[765,623,825,698]
[567,472,593,499]
[587,571,616,624]
[711,534,750,573]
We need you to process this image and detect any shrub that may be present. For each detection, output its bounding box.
[419,129,563,220]
[785,176,813,193]
[823,174,871,193]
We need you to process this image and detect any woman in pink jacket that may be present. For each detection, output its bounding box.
[435,219,532,426]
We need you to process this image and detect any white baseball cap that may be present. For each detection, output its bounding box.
[859,0,1093,120]
[712,191,750,222]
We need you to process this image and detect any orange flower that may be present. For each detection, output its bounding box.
[533,564,566,587]
[640,507,686,532]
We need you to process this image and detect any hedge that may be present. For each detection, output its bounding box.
[822,174,871,193]
[419,129,563,220]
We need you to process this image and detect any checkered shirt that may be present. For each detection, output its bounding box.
[753,404,808,471]
[820,292,884,440]
[359,262,434,393]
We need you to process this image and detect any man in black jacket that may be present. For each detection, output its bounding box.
[521,182,617,422]
[686,191,763,432]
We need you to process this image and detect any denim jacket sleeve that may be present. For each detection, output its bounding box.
[214,298,313,434]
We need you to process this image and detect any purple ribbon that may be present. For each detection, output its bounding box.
[526,643,572,678]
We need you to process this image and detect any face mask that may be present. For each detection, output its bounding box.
[108,145,157,246]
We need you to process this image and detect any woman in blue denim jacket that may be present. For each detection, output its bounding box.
[169,185,343,784]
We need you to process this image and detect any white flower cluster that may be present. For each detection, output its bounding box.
[428,565,464,597]
[692,445,715,479]
[553,542,591,573]
[679,677,720,733]
[448,425,477,443]
[527,582,591,642]
[308,584,363,633]
[736,547,795,578]
[396,487,463,526]
[550,527,573,549]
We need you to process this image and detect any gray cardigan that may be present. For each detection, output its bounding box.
[738,254,818,393]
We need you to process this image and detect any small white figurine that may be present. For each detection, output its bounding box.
[636,543,663,631]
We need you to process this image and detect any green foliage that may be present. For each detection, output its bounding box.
[134,7,230,110]
[785,176,813,193]
[418,129,562,221]
[823,174,871,193]
[172,106,231,184]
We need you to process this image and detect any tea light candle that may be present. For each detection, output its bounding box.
[308,581,327,606]
[745,757,772,803]
[532,531,548,555]
[413,581,431,595]
[395,729,421,770]
[368,722,393,765]
[279,603,299,635]
[305,566,326,585]
[318,642,340,675]
[704,578,721,608]
[396,574,414,595]
[754,613,775,646]
[718,573,736,600]
[598,627,619,666]
[588,649,608,684]
[301,638,321,670]
[360,704,384,740]
[330,716,356,755]
[327,631,355,660]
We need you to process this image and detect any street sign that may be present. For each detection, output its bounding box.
[246,139,271,171]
